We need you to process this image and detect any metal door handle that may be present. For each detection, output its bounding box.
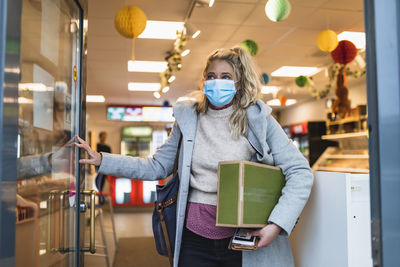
[48,190,58,253]
[81,190,96,254]
[47,189,96,254]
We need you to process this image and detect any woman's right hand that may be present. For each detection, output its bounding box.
[74,135,102,166]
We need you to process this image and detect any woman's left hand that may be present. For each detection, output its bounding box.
[250,223,282,248]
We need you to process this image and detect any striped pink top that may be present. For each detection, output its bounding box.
[186,202,236,239]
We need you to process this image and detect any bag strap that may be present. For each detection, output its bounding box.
[162,132,182,267]
[173,133,183,175]
[160,217,174,266]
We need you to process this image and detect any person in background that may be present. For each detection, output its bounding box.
[75,46,313,267]
[96,131,111,153]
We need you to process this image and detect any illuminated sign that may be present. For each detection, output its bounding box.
[107,106,174,122]
[122,127,153,137]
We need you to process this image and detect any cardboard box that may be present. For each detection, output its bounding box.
[216,160,285,228]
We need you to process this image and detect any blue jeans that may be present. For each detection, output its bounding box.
[178,227,242,267]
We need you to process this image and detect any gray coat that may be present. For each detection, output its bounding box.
[99,100,313,267]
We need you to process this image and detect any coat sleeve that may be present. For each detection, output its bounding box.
[98,123,181,180]
[266,116,314,236]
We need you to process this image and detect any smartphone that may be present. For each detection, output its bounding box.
[232,228,257,246]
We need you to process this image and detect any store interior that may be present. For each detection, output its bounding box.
[15,0,371,266]
[84,0,369,266]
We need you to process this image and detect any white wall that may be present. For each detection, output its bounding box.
[86,104,171,154]
[278,78,367,126]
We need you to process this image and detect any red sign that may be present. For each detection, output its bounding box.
[290,122,308,135]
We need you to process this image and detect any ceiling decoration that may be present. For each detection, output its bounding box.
[265,0,292,22]
[114,6,147,61]
[86,0,365,107]
[316,30,338,52]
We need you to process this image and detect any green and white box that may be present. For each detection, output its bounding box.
[216,160,285,228]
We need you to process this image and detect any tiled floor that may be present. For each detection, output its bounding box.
[85,201,154,266]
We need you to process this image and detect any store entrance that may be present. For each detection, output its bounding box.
[11,0,88,266]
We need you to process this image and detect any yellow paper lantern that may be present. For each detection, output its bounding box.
[114,6,147,60]
[316,30,338,52]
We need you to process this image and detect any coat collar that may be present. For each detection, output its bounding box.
[246,100,272,145]
[173,101,198,140]
[173,99,272,145]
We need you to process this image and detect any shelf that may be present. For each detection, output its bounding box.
[322,131,368,140]
[326,116,367,126]
[315,166,369,174]
[325,154,369,159]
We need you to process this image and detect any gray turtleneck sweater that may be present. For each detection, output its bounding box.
[188,105,256,205]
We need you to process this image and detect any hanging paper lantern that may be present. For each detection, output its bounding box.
[295,75,308,87]
[265,0,291,22]
[114,6,147,60]
[241,40,258,56]
[260,73,270,85]
[278,95,288,106]
[316,30,338,52]
[331,40,358,65]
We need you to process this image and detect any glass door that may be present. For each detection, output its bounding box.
[15,0,88,266]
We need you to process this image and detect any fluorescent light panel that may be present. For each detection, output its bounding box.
[267,98,297,106]
[176,96,196,102]
[338,31,366,49]
[128,83,161,91]
[19,83,52,92]
[271,66,321,77]
[261,86,280,95]
[139,20,184,40]
[86,95,105,102]
[128,60,167,72]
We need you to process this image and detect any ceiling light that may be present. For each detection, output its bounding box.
[86,95,105,102]
[162,86,170,93]
[168,76,176,83]
[128,60,168,72]
[192,30,201,39]
[185,22,201,39]
[153,92,161,99]
[261,86,280,95]
[177,96,196,102]
[18,97,33,104]
[271,66,321,77]
[128,83,161,91]
[267,98,297,106]
[197,0,214,7]
[337,31,366,49]
[182,49,190,57]
[18,83,52,92]
[138,20,184,40]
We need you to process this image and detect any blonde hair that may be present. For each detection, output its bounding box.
[195,46,262,138]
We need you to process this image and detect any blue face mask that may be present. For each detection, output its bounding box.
[203,79,236,107]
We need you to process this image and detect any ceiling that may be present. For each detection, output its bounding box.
[86,0,364,107]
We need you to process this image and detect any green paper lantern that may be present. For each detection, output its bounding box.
[295,75,308,87]
[265,0,291,22]
[241,40,258,56]
[260,73,270,85]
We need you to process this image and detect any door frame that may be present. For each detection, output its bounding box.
[364,0,400,266]
[0,0,21,265]
[0,0,88,266]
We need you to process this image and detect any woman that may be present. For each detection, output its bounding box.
[76,46,313,267]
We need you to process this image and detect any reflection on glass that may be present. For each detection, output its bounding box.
[16,0,80,266]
